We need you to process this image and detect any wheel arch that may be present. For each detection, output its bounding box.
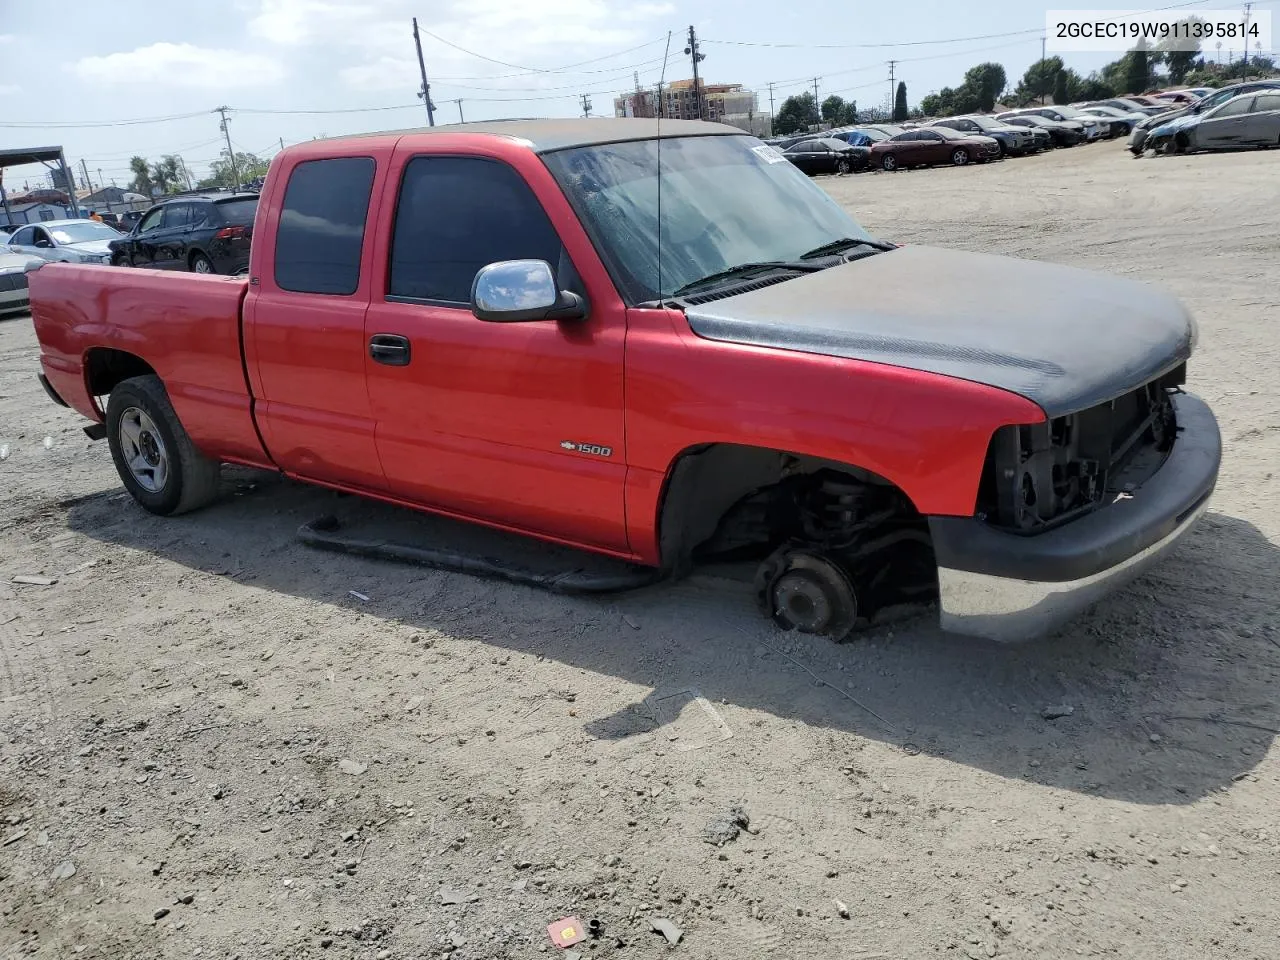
[83,347,158,414]
[652,442,924,577]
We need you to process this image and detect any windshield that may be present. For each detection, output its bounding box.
[1051,106,1090,119]
[543,135,875,303]
[968,116,1001,130]
[931,127,966,140]
[871,125,906,137]
[48,221,119,244]
[855,128,889,142]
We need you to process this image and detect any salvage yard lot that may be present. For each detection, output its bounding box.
[2,142,1278,960]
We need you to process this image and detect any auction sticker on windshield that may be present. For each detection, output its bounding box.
[751,144,788,164]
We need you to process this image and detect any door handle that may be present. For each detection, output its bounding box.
[369,333,411,366]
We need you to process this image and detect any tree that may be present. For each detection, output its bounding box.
[774,93,817,135]
[202,151,271,190]
[1052,70,1069,104]
[962,62,1007,112]
[151,156,184,195]
[1124,40,1152,94]
[1075,71,1114,101]
[919,92,944,116]
[1015,56,1065,105]
[893,81,908,122]
[1159,17,1204,84]
[821,95,846,124]
[128,156,154,197]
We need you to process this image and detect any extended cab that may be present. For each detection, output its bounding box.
[28,119,1221,642]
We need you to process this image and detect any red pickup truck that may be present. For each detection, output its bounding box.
[29,118,1221,642]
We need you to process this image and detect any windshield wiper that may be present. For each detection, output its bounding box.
[671,260,824,297]
[799,237,898,259]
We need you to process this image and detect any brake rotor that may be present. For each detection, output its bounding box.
[755,548,859,641]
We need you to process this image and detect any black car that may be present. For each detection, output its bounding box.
[998,115,1084,147]
[782,137,871,176]
[108,194,258,274]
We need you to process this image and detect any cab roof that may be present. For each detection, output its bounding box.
[321,118,744,154]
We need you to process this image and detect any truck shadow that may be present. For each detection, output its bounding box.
[65,470,1280,806]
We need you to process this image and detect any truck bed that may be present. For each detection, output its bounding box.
[30,264,269,466]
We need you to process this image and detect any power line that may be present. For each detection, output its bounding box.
[428,37,670,80]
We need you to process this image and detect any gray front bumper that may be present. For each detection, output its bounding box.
[930,392,1220,642]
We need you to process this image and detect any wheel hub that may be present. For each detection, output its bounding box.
[755,549,859,640]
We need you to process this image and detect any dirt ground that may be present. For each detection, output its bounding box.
[2,141,1279,960]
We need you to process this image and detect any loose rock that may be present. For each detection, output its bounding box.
[338,759,367,776]
[1041,705,1074,720]
[702,806,750,846]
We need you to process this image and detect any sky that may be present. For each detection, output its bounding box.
[1,0,1273,192]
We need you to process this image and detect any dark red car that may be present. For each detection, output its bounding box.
[870,127,1002,171]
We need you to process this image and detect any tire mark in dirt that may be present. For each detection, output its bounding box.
[0,601,68,730]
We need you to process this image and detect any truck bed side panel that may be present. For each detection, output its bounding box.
[30,264,270,466]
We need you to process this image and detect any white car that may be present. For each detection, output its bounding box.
[0,251,41,315]
[1075,105,1147,136]
[6,219,119,265]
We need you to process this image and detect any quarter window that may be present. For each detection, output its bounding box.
[388,156,566,305]
[275,157,376,296]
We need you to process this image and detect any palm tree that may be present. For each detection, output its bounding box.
[128,156,153,197]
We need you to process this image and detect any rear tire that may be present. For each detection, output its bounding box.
[190,252,215,275]
[106,375,221,516]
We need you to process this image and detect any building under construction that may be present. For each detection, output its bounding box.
[614,79,770,137]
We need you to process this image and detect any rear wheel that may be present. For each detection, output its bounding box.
[190,252,214,274]
[881,153,898,171]
[951,148,971,166]
[106,375,221,516]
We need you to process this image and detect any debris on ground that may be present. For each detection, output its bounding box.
[439,888,465,906]
[337,759,367,776]
[348,590,370,602]
[834,899,850,919]
[548,916,587,948]
[12,575,57,586]
[702,806,750,846]
[1041,705,1075,720]
[50,861,76,881]
[650,917,684,945]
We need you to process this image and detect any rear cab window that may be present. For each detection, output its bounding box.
[275,157,376,296]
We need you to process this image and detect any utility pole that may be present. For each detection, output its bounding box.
[98,169,113,213]
[1040,34,1047,103]
[812,78,821,128]
[685,25,706,120]
[412,17,436,127]
[887,60,897,117]
[1242,3,1252,77]
[214,106,239,191]
[581,93,593,118]
[455,99,465,123]
[767,82,776,123]
[79,158,92,193]
[279,137,285,152]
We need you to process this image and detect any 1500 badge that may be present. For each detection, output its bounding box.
[560,441,613,457]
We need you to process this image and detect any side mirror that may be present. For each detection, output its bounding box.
[471,259,587,323]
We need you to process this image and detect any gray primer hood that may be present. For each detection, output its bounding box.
[683,245,1195,417]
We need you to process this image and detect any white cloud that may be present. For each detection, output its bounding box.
[75,42,285,88]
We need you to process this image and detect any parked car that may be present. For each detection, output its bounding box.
[26,118,1220,644]
[855,124,907,140]
[783,137,871,175]
[1083,97,1168,117]
[6,219,118,264]
[1075,105,1145,136]
[1003,107,1106,140]
[827,129,877,147]
[926,115,1039,155]
[1128,80,1280,154]
[108,194,258,274]
[0,252,40,315]
[871,126,1001,169]
[999,114,1084,147]
[1145,90,1280,154]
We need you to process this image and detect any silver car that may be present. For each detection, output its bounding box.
[6,219,119,265]
[1146,90,1280,154]
[0,252,41,315]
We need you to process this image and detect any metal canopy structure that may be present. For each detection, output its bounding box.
[0,145,79,223]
